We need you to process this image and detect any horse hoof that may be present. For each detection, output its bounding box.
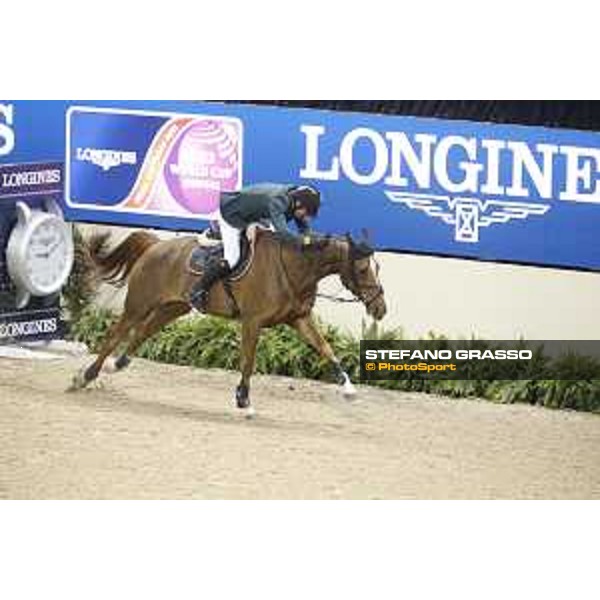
[104,355,131,374]
[103,358,118,374]
[343,387,357,399]
[66,369,87,392]
[235,385,251,409]
[240,405,256,419]
[341,372,357,399]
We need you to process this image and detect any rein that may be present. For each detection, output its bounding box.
[278,235,384,309]
[316,290,360,303]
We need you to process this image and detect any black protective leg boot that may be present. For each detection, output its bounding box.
[189,259,230,312]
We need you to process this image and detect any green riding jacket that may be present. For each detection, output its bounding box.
[219,183,310,244]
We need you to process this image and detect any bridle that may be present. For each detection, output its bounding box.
[340,235,384,310]
[315,235,384,310]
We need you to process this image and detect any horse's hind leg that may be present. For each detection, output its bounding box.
[291,314,357,398]
[108,301,191,373]
[68,312,136,391]
[235,319,261,417]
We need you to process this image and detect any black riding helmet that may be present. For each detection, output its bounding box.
[289,185,321,217]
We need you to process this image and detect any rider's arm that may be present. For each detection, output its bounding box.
[268,197,306,245]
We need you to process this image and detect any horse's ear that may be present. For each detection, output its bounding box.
[361,228,373,245]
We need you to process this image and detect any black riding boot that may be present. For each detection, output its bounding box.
[190,259,231,312]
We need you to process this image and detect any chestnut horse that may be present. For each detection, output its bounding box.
[70,229,387,416]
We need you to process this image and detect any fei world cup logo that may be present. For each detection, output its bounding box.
[117,116,242,216]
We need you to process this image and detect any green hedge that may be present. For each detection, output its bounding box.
[69,308,361,381]
[68,308,600,414]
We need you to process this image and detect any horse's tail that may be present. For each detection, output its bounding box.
[87,230,160,287]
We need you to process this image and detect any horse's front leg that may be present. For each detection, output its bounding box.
[236,320,261,417]
[291,315,357,398]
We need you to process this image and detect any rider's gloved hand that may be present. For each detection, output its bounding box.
[300,234,328,252]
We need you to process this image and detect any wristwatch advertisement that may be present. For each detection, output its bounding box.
[0,162,70,342]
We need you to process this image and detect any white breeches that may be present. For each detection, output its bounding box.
[217,212,242,269]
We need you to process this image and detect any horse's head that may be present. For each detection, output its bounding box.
[338,234,387,321]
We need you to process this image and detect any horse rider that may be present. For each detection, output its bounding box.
[189,183,322,311]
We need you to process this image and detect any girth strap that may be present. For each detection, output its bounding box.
[222,278,240,318]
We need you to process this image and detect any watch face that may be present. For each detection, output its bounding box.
[24,217,74,294]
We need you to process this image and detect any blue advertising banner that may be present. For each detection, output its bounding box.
[2,100,599,270]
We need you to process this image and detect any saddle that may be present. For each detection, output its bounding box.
[187,228,254,281]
